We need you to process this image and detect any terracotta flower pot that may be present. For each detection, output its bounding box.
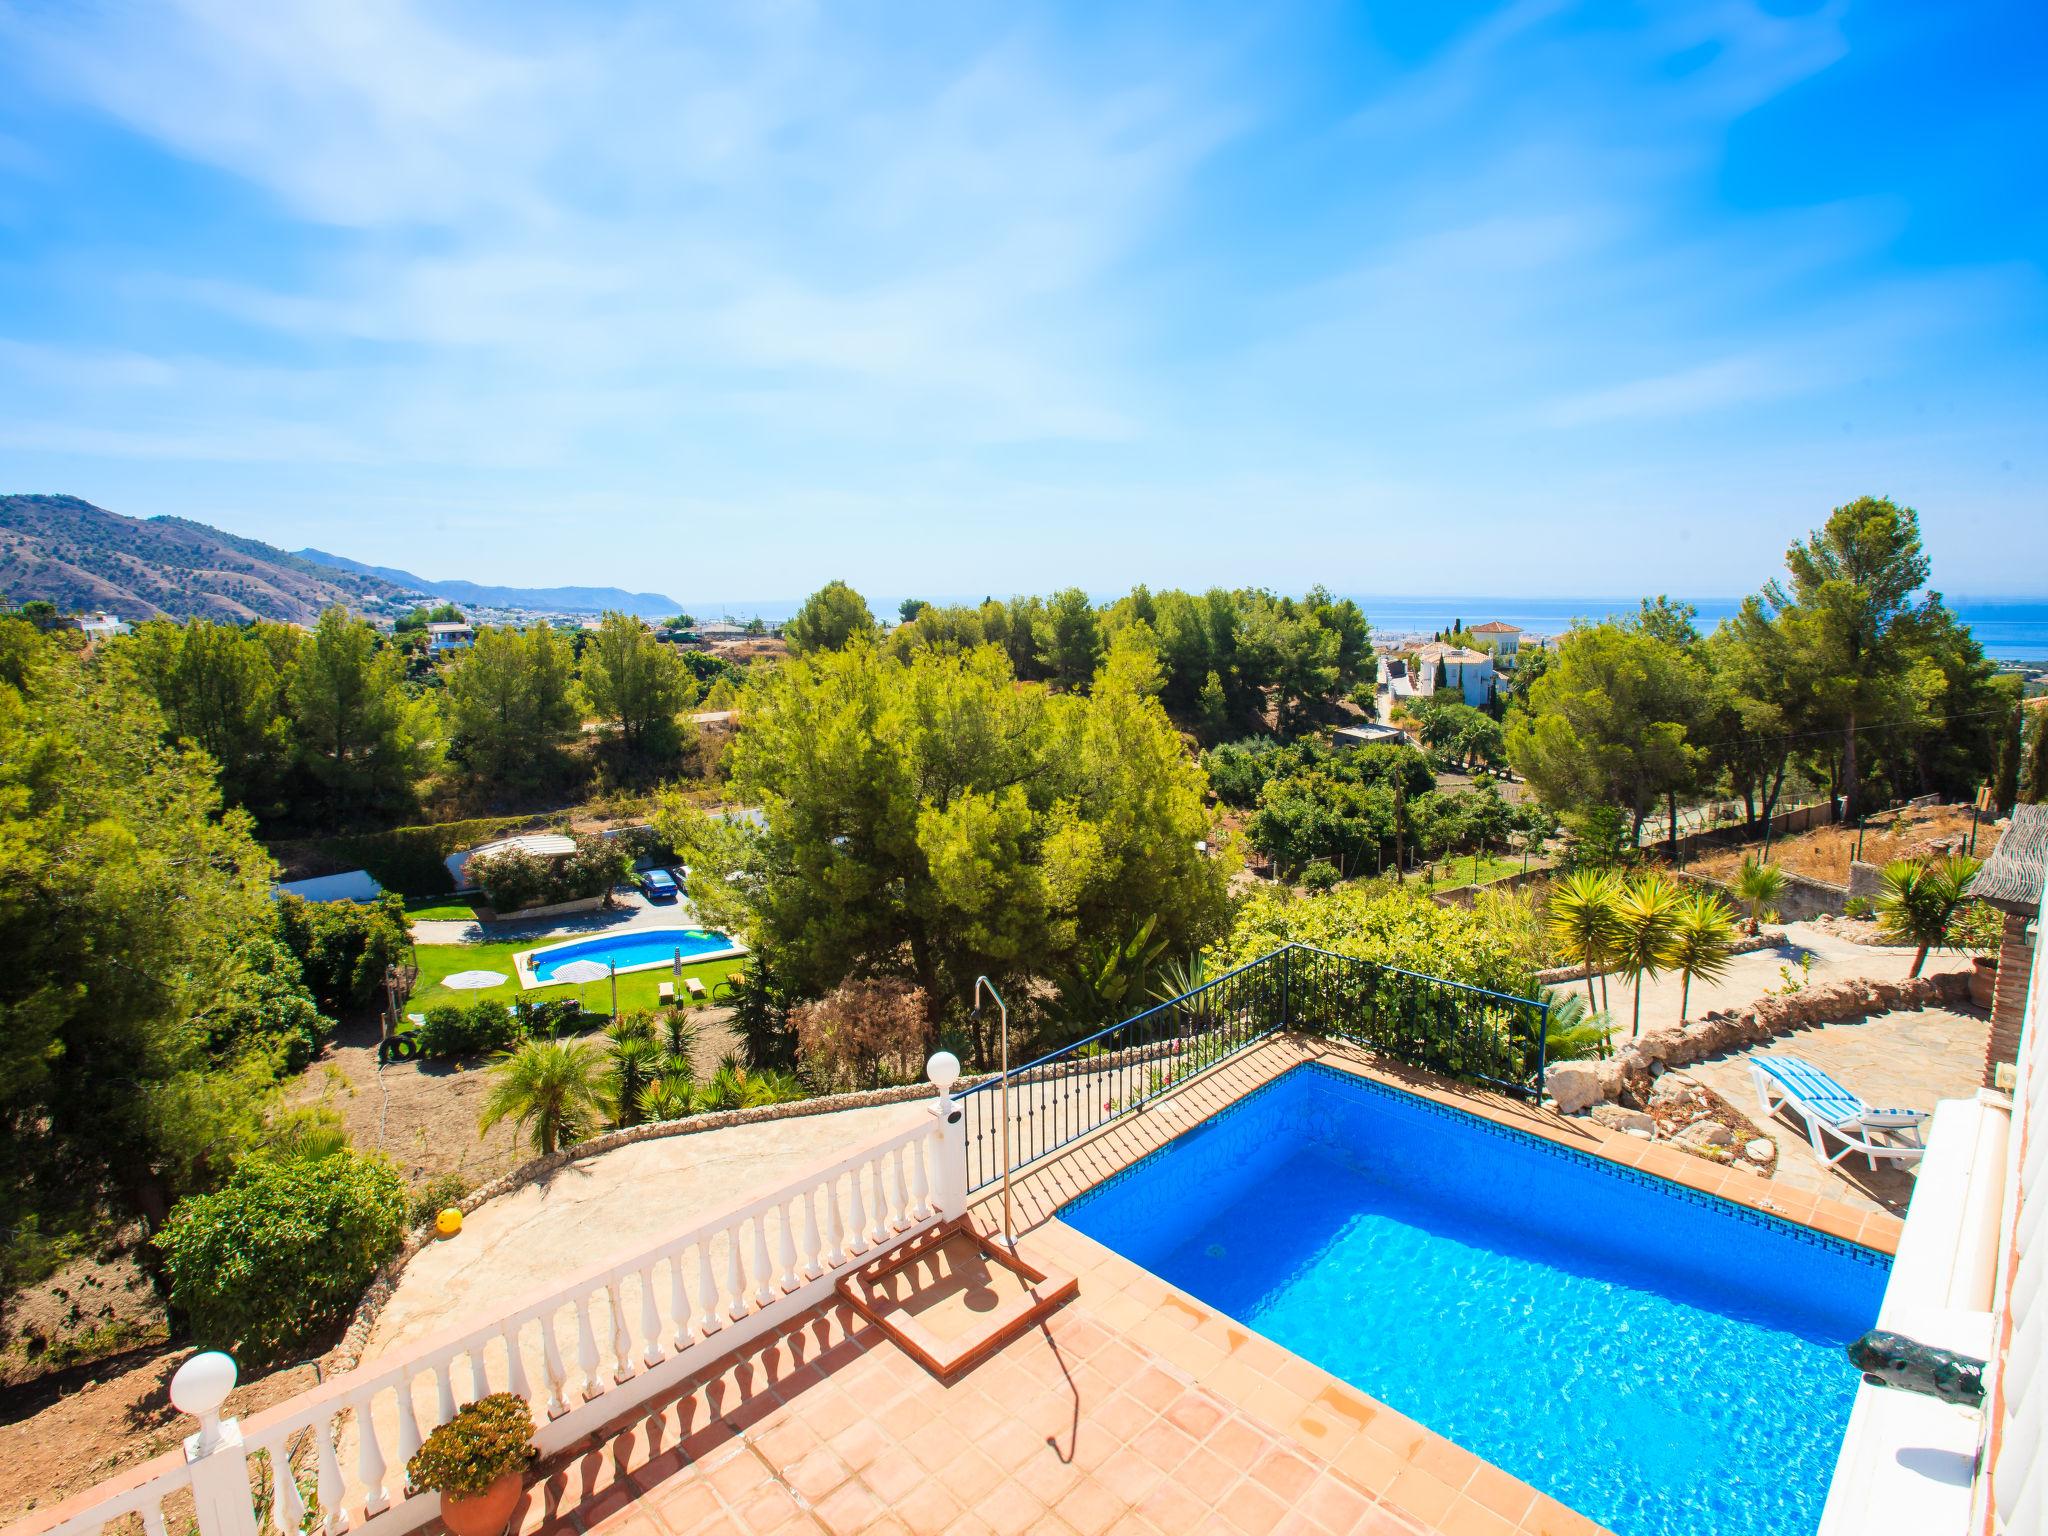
[1971,956,1998,1011]
[439,1470,525,1536]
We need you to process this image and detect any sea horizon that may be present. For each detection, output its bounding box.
[668,591,2048,663]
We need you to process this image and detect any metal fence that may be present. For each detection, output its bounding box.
[958,945,1549,1192]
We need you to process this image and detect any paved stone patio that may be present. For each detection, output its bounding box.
[1685,1002,1990,1215]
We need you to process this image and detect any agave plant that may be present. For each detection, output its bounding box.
[1668,888,1739,1022]
[1876,854,1984,977]
[1610,872,1685,1039]
[1545,869,1622,1010]
[1732,856,1785,936]
[1537,988,1614,1062]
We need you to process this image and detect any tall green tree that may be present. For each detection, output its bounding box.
[716,640,1226,1055]
[2025,709,2048,805]
[122,618,297,813]
[1763,497,1933,819]
[288,607,439,820]
[578,611,691,759]
[1,632,290,1273]
[1037,587,1104,691]
[785,580,877,655]
[1506,621,1703,846]
[444,622,582,784]
[1993,704,2024,814]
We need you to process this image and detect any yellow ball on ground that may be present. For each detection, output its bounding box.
[435,1207,463,1237]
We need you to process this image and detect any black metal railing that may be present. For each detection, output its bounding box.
[958,944,1549,1192]
[1282,943,1550,1098]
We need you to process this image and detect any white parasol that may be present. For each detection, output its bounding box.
[442,970,508,990]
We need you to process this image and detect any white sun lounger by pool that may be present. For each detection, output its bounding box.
[1749,1054,1929,1171]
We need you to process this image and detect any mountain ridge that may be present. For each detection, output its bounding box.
[295,548,678,616]
[0,494,407,624]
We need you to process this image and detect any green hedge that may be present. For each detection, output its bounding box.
[322,816,536,896]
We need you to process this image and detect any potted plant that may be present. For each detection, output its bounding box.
[406,1392,537,1536]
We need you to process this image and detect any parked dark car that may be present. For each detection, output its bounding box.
[638,867,679,901]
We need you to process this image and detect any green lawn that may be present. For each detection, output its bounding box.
[408,937,748,1015]
[1423,851,1536,889]
[403,894,485,922]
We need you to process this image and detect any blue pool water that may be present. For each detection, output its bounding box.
[1062,1065,1888,1536]
[524,927,739,984]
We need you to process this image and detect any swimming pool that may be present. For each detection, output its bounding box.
[516,927,746,987]
[1061,1064,1886,1536]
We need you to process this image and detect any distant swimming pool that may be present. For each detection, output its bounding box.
[517,927,745,986]
[1061,1065,1887,1536]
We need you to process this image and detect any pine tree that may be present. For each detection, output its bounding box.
[2024,708,2048,805]
[1993,705,2022,813]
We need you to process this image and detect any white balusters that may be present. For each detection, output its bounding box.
[354,1388,389,1513]
[801,1186,826,1279]
[777,1199,801,1291]
[638,1267,665,1368]
[866,1159,889,1244]
[467,1341,491,1403]
[433,1360,455,1427]
[906,1138,931,1221]
[142,1497,171,1536]
[725,1224,749,1321]
[502,1319,532,1402]
[822,1175,848,1267]
[606,1281,636,1384]
[669,1252,693,1352]
[315,1412,347,1534]
[395,1368,423,1466]
[751,1215,775,1306]
[268,1438,306,1536]
[695,1243,722,1337]
[574,1293,604,1399]
[540,1306,569,1418]
[844,1169,868,1255]
[882,1148,906,1232]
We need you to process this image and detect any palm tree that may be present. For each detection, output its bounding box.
[1732,856,1785,936]
[1669,889,1739,1022]
[697,1058,808,1111]
[1610,872,1685,1038]
[607,1018,662,1127]
[1875,854,1984,977]
[1537,988,1613,1062]
[479,1039,607,1157]
[1545,869,1622,1010]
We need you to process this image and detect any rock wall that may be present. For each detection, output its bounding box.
[1687,868,1849,922]
[1544,969,1973,1114]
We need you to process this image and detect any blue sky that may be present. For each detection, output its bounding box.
[0,0,2042,602]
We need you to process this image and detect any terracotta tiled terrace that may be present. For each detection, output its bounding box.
[471,1038,1898,1536]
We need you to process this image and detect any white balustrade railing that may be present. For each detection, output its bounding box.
[1981,887,2047,1535]
[7,1055,970,1536]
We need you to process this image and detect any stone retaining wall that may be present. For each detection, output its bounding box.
[1687,867,1849,922]
[328,1071,992,1371]
[1544,969,1973,1115]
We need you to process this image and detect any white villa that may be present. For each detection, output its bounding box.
[425,621,474,653]
[1380,642,1496,708]
[1470,619,1523,664]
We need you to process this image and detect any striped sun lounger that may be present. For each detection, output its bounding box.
[1749,1054,1929,1170]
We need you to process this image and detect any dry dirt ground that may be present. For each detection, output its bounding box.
[1688,800,1988,886]
[291,1009,746,1193]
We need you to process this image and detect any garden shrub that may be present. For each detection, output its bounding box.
[512,996,593,1038]
[792,977,928,1091]
[203,931,328,1073]
[408,1171,470,1227]
[276,893,412,1016]
[157,1149,410,1365]
[468,834,632,914]
[415,999,520,1059]
[1301,859,1341,892]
